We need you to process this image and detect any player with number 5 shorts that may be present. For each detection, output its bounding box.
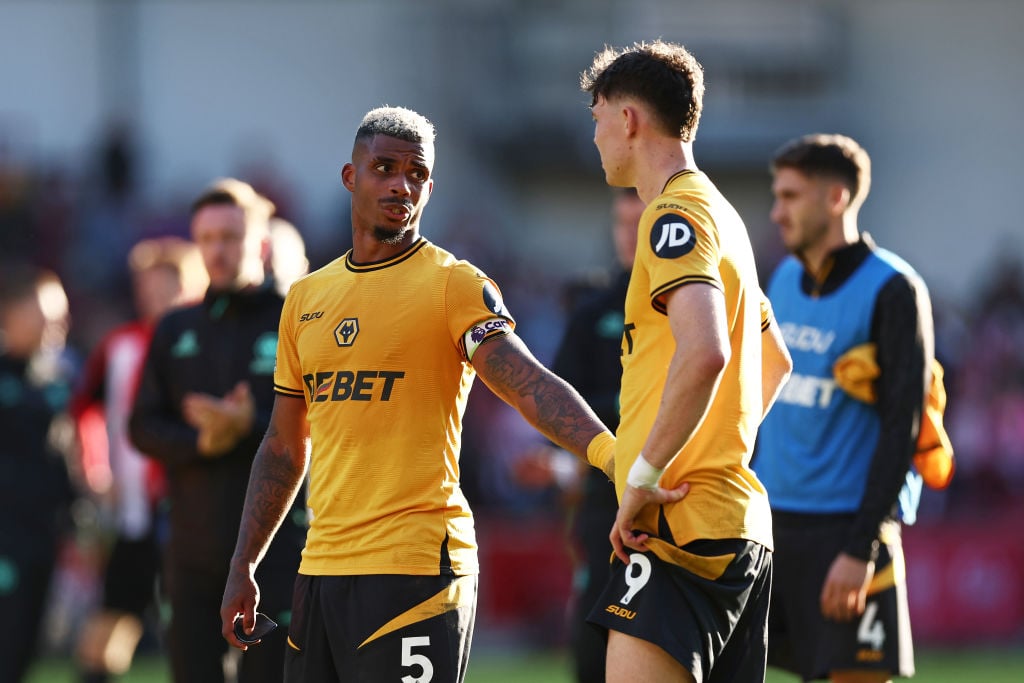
[219,107,616,683]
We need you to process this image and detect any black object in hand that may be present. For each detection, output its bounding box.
[233,612,278,644]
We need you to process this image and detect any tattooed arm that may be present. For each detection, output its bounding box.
[472,332,613,467]
[220,394,309,649]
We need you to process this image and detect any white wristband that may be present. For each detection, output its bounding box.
[626,453,665,490]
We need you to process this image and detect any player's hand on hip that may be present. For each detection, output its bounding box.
[820,552,874,622]
[609,481,690,564]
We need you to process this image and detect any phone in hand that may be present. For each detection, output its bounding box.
[233,612,278,645]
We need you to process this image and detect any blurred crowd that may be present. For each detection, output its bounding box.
[934,260,1024,517]
[1,126,1022,666]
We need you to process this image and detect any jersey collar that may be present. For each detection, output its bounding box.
[661,168,700,194]
[345,237,427,273]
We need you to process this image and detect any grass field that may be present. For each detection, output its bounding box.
[26,647,1024,682]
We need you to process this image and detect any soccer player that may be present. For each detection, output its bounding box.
[129,179,307,683]
[754,134,932,682]
[579,40,792,682]
[218,106,616,683]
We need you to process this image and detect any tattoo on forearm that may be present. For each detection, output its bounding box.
[236,426,306,563]
[482,340,603,453]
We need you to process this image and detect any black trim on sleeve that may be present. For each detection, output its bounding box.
[795,234,933,561]
[843,270,933,561]
[651,276,722,314]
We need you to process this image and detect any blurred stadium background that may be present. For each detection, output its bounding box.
[3,0,1022,679]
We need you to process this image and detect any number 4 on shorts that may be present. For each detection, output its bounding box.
[857,602,886,650]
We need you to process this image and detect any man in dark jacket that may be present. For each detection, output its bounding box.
[0,263,77,683]
[130,178,306,683]
[543,189,642,683]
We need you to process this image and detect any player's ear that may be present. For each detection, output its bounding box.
[622,105,639,137]
[341,163,356,191]
[827,182,851,216]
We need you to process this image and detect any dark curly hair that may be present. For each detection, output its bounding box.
[580,40,705,142]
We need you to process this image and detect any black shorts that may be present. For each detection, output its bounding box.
[285,573,477,683]
[769,512,914,681]
[587,538,772,682]
[103,534,160,616]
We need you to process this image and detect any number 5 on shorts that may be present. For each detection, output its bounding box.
[620,553,653,605]
[401,636,433,683]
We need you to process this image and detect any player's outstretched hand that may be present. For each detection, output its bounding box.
[221,564,261,650]
[609,481,690,564]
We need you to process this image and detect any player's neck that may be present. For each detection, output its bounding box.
[350,227,420,264]
[634,140,697,204]
[801,219,861,276]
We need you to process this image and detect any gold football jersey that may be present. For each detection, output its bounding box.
[275,238,514,576]
[618,170,773,552]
